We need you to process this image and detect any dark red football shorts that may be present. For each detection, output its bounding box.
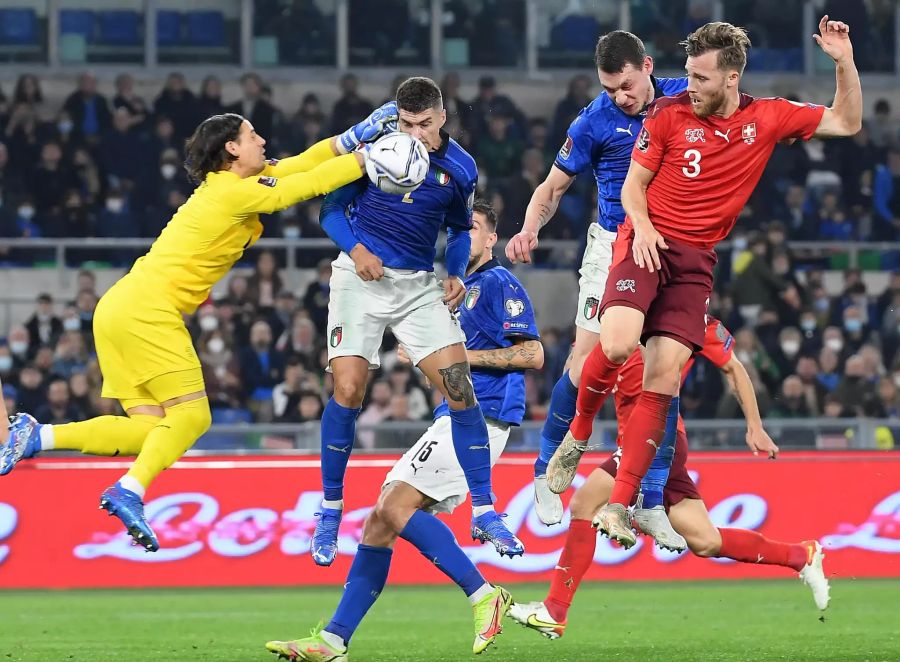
[600,225,717,351]
[599,428,701,509]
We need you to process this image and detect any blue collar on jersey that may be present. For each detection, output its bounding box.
[643,75,665,113]
[472,257,500,274]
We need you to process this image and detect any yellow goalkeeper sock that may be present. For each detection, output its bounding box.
[126,397,212,490]
[53,415,160,456]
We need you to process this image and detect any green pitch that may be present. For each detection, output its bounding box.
[2,580,897,661]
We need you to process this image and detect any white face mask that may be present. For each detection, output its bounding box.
[781,341,801,356]
[736,350,752,363]
[9,341,28,356]
[160,164,178,179]
[207,337,225,354]
[18,206,35,220]
[825,338,844,352]
[283,226,301,239]
[199,315,219,332]
[63,317,81,331]
[0,355,12,371]
[106,198,124,214]
[58,120,74,134]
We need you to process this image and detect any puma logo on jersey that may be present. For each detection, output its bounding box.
[714,129,731,143]
[646,438,659,450]
[615,126,633,136]
[585,386,608,394]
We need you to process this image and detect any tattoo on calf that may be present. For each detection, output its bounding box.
[438,361,476,408]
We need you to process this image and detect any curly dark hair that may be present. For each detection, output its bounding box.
[183,113,245,183]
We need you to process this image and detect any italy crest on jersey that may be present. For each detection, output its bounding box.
[435,168,451,185]
[583,296,600,320]
[465,286,480,309]
[330,326,342,348]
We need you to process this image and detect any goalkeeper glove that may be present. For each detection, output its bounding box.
[338,101,398,153]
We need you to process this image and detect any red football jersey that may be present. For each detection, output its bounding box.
[630,91,825,249]
[614,317,735,439]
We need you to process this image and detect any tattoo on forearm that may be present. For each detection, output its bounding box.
[537,203,553,228]
[475,344,538,370]
[438,361,476,407]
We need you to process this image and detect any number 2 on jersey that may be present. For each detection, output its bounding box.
[402,192,414,204]
[682,149,702,178]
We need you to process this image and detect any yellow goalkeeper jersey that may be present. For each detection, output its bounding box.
[125,139,361,314]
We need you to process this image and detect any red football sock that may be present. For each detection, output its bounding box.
[544,519,596,623]
[569,344,622,440]
[717,528,810,571]
[609,391,671,506]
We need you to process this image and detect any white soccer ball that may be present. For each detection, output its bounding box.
[365,132,430,195]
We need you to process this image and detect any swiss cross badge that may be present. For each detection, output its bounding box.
[741,122,757,144]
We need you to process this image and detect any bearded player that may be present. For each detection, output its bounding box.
[0,111,380,550]
[505,31,687,526]
[547,17,862,547]
[509,318,830,639]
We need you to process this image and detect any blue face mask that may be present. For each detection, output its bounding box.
[801,318,817,332]
[844,319,863,333]
[814,298,830,312]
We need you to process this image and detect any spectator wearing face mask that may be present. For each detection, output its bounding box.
[774,326,803,377]
[198,329,242,410]
[239,319,285,422]
[821,326,850,363]
[841,305,869,355]
[0,344,16,382]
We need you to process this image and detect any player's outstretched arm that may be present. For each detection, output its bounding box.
[506,166,575,264]
[622,158,668,273]
[719,355,779,459]
[260,138,351,178]
[811,15,863,139]
[467,338,544,371]
[228,151,366,216]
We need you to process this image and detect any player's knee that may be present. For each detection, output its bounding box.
[362,508,398,547]
[601,337,638,364]
[332,379,366,408]
[372,497,413,536]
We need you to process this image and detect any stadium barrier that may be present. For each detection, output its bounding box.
[1,451,897,589]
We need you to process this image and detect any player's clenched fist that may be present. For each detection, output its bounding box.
[505,230,539,264]
[338,102,399,153]
[631,220,668,273]
[350,243,384,281]
[442,276,466,311]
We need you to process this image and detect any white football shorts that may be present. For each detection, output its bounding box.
[576,223,618,334]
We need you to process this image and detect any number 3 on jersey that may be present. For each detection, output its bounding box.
[682,149,701,178]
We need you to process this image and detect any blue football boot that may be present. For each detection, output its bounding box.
[0,413,42,476]
[310,507,342,566]
[99,483,159,552]
[471,511,525,558]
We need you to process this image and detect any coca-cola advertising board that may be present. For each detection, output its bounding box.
[0,452,898,589]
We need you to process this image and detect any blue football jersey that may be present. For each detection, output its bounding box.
[348,130,477,271]
[434,259,540,426]
[553,76,687,232]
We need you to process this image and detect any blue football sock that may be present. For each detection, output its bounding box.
[640,396,680,509]
[400,510,486,596]
[326,544,392,644]
[535,371,578,477]
[321,398,361,502]
[449,405,493,507]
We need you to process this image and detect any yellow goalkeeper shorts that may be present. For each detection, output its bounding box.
[94,278,205,404]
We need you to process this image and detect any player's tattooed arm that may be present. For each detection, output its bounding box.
[438,361,477,408]
[467,339,544,371]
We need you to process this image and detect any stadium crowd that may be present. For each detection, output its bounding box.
[1,70,900,438]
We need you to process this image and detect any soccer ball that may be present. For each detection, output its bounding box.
[365,132,430,195]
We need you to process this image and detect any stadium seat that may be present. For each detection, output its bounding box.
[0,8,38,45]
[98,10,141,46]
[186,10,225,47]
[156,10,181,46]
[60,10,95,44]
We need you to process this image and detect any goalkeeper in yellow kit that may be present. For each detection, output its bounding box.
[0,106,397,551]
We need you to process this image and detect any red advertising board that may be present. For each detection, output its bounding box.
[0,452,898,589]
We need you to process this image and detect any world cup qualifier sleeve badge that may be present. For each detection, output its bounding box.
[329,326,343,348]
[583,296,600,320]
